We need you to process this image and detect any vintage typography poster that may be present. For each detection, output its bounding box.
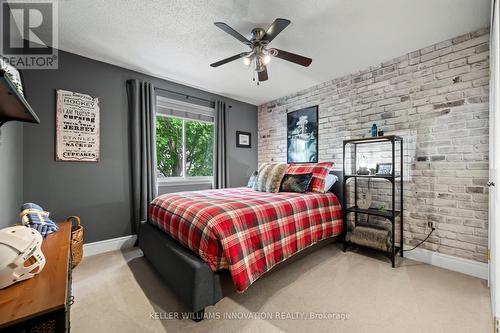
[56,89,100,162]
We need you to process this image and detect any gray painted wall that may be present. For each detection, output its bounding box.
[22,50,257,243]
[0,122,23,229]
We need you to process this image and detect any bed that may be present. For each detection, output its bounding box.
[139,170,344,320]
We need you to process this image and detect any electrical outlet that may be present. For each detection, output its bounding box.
[427,220,435,229]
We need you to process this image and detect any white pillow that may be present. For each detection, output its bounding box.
[324,174,338,192]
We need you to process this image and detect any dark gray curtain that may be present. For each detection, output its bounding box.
[127,79,157,234]
[214,100,228,189]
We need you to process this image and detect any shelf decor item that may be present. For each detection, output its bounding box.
[349,226,391,252]
[357,179,372,210]
[287,106,318,163]
[357,167,370,175]
[376,163,392,175]
[356,155,370,175]
[342,135,404,268]
[371,123,377,137]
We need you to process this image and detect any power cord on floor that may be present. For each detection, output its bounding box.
[403,227,435,252]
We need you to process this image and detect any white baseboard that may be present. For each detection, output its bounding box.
[83,235,137,257]
[404,247,488,280]
[81,235,488,280]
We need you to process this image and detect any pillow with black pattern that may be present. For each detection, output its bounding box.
[280,173,313,193]
[247,171,258,188]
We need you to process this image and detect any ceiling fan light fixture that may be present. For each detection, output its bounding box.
[210,18,312,83]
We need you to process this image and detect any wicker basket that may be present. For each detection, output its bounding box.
[67,216,83,268]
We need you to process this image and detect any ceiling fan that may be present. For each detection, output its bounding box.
[210,18,312,84]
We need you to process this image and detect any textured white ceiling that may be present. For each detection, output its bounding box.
[52,0,490,105]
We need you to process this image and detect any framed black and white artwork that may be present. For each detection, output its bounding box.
[287,106,318,163]
[376,163,392,175]
[236,131,251,148]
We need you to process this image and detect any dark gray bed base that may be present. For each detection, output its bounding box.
[139,222,223,317]
[138,170,343,320]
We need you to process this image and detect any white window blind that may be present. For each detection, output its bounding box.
[156,95,214,122]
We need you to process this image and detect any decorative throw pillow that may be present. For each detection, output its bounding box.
[324,173,339,192]
[247,171,258,188]
[286,162,334,193]
[280,173,313,193]
[253,163,287,193]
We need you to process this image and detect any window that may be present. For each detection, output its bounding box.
[156,96,214,184]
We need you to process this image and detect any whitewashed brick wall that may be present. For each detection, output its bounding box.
[258,28,490,263]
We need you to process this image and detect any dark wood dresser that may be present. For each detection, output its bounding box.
[0,222,73,332]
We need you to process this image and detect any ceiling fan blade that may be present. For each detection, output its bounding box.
[262,18,291,43]
[214,22,251,45]
[272,48,312,67]
[210,53,248,67]
[258,67,269,81]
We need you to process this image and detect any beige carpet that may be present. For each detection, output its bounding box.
[71,244,492,333]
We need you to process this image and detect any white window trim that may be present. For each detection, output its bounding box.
[157,176,213,187]
[156,96,215,186]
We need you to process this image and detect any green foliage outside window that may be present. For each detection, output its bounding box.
[156,116,213,178]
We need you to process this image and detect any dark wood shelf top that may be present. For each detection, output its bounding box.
[346,206,401,220]
[0,70,40,125]
[343,135,403,145]
[0,222,71,327]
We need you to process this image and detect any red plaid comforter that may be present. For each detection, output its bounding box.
[149,187,343,292]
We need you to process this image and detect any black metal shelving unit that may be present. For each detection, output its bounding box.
[342,135,403,267]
